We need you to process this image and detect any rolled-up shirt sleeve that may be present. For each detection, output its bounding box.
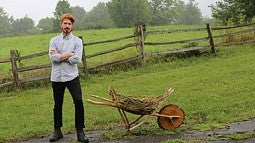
[49,38,61,63]
[68,38,83,64]
[49,53,61,63]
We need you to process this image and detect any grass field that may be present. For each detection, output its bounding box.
[0,24,218,84]
[0,25,255,142]
[0,25,209,74]
[1,24,252,79]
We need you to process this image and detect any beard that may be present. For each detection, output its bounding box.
[62,27,72,35]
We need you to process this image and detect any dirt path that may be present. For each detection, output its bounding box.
[19,119,255,143]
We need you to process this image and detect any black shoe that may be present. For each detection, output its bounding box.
[77,128,89,143]
[49,129,63,142]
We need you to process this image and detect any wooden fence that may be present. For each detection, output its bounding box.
[1,22,255,89]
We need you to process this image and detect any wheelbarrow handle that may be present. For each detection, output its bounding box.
[87,99,117,108]
[90,94,114,103]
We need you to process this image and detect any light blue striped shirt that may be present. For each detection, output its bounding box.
[49,33,83,82]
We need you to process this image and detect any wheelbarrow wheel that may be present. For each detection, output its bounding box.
[157,104,185,130]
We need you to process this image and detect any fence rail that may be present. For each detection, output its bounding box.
[146,27,207,35]
[85,35,137,46]
[1,23,255,89]
[0,58,10,63]
[148,46,212,57]
[144,37,208,45]
[86,43,138,58]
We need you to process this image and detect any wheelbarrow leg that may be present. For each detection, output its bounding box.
[111,87,131,134]
[129,115,144,126]
[117,108,131,134]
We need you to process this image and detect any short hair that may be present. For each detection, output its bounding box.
[60,13,75,24]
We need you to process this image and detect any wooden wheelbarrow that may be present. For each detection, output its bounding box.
[87,87,185,134]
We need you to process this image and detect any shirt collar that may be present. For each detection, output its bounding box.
[61,33,73,40]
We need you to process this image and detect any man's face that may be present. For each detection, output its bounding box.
[61,19,73,35]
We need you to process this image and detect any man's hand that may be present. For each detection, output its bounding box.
[60,52,75,61]
[50,49,59,55]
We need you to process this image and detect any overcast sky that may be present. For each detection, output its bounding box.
[0,0,218,24]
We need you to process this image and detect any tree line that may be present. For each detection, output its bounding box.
[0,0,254,37]
[0,0,206,36]
[210,0,255,25]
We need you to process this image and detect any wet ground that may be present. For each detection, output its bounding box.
[19,119,255,143]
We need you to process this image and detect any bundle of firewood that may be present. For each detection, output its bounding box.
[87,87,174,115]
[113,93,160,115]
[109,87,173,115]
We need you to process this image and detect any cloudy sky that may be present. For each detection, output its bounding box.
[0,0,218,24]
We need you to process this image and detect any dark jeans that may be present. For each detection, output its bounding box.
[52,77,85,129]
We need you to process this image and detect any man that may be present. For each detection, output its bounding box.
[48,13,89,143]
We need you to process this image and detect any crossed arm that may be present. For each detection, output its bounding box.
[50,49,74,62]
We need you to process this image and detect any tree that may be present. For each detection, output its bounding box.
[176,0,202,25]
[82,2,115,29]
[239,0,255,21]
[149,0,183,25]
[210,0,255,25]
[11,16,35,35]
[71,6,86,30]
[37,17,54,33]
[0,7,11,36]
[107,0,152,28]
[52,0,71,32]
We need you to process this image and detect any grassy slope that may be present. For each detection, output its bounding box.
[0,25,205,74]
[0,43,255,142]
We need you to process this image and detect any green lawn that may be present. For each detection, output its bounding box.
[0,25,210,75]
[1,23,251,81]
[0,43,255,142]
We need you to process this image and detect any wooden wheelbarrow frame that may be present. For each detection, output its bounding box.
[87,87,185,134]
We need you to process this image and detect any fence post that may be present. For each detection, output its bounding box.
[10,50,21,89]
[79,36,89,80]
[138,25,146,67]
[206,23,216,54]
